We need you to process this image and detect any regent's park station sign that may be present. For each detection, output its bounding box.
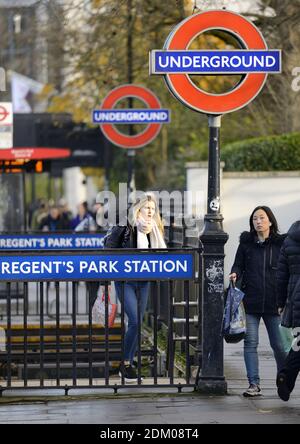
[0,253,194,282]
[0,233,105,250]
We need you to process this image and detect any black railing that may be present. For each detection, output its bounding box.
[0,249,199,394]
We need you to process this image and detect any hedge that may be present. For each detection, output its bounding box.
[221,133,300,171]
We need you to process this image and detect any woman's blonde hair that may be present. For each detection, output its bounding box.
[128,192,164,234]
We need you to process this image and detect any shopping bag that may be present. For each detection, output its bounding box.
[92,287,118,328]
[222,282,246,344]
[279,325,294,353]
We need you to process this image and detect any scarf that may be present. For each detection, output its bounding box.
[136,216,166,249]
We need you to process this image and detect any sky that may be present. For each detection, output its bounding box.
[193,0,258,13]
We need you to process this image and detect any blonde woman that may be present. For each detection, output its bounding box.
[104,193,166,382]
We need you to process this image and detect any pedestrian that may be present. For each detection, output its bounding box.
[71,201,96,231]
[229,205,287,397]
[39,205,71,231]
[58,197,73,227]
[104,192,166,383]
[276,220,300,401]
[30,199,48,231]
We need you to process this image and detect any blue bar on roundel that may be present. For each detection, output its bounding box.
[92,109,170,124]
[150,50,281,74]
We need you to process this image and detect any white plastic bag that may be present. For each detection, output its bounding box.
[92,286,117,328]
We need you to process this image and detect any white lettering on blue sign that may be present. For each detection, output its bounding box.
[92,109,170,124]
[0,254,194,281]
[0,234,105,250]
[150,50,281,74]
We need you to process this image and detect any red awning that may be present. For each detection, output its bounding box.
[0,148,71,160]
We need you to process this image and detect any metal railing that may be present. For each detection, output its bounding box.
[0,248,199,395]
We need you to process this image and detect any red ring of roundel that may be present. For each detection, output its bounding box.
[100,84,162,149]
[165,10,268,114]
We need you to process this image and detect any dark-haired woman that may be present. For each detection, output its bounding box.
[229,206,287,397]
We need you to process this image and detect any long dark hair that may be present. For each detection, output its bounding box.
[249,206,279,235]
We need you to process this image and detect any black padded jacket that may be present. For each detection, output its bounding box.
[276,221,300,328]
[103,225,151,249]
[231,231,286,314]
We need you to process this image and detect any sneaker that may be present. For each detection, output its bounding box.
[243,384,262,397]
[118,363,138,383]
[131,360,144,380]
[277,372,290,402]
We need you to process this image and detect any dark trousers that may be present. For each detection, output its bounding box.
[280,346,300,392]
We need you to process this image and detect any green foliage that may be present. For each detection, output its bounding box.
[221,133,300,171]
[47,1,300,190]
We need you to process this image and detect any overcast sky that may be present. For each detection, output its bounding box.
[194,0,259,13]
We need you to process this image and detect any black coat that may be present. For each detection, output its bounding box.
[103,225,151,249]
[39,215,71,231]
[276,221,300,328]
[231,231,286,314]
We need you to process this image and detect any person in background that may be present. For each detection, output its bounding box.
[30,199,48,231]
[58,198,73,227]
[39,205,71,231]
[74,213,97,232]
[229,206,287,397]
[71,201,96,232]
[104,193,166,383]
[276,220,300,401]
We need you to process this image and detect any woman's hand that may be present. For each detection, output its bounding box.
[278,307,284,316]
[137,215,153,234]
[229,273,237,282]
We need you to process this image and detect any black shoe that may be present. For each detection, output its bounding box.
[118,363,137,383]
[277,372,290,402]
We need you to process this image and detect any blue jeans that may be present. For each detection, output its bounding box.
[115,281,150,364]
[244,314,287,386]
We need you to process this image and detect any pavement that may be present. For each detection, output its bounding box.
[0,323,299,424]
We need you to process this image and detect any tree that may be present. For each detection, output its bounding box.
[242,0,300,134]
[49,0,195,190]
[47,0,300,190]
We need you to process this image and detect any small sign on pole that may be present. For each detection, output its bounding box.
[0,102,13,149]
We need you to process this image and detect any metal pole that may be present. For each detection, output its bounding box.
[197,114,228,395]
[127,148,136,199]
[127,0,136,201]
[103,138,110,192]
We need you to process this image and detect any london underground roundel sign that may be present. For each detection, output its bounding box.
[150,10,281,114]
[93,84,170,149]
